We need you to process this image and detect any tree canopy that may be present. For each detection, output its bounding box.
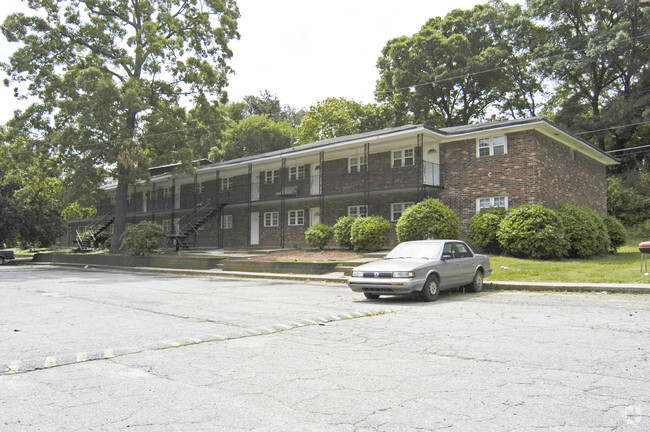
[1,0,240,251]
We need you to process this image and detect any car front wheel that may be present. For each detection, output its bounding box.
[470,270,483,293]
[421,275,440,302]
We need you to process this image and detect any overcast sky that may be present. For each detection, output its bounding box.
[0,0,521,124]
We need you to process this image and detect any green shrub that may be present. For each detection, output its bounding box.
[467,207,507,254]
[333,215,356,249]
[120,221,163,256]
[602,215,626,252]
[350,216,391,252]
[305,223,334,251]
[396,199,460,242]
[496,204,569,259]
[555,203,609,258]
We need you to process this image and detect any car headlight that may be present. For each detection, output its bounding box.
[392,271,414,278]
[351,271,364,277]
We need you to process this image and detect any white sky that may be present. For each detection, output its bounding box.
[0,0,519,124]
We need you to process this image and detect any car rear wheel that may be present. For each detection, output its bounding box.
[421,275,440,302]
[364,292,380,300]
[470,270,483,293]
[0,256,5,265]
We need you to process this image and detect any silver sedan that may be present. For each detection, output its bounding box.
[347,240,492,301]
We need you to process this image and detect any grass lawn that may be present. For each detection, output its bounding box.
[489,245,650,284]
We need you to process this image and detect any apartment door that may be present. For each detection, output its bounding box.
[310,164,321,195]
[423,143,440,186]
[309,207,320,226]
[250,212,259,245]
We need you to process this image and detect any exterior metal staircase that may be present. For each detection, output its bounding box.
[75,211,115,252]
[169,197,224,249]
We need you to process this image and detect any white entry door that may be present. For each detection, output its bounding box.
[423,143,440,186]
[250,212,259,245]
[310,207,320,226]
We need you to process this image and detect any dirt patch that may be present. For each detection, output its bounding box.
[245,250,361,262]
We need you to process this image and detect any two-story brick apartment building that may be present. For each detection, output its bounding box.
[63,117,618,250]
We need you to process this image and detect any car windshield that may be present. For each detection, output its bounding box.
[385,243,442,260]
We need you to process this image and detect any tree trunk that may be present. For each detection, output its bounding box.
[109,167,130,253]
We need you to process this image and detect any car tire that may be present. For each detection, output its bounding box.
[364,292,380,300]
[0,256,5,265]
[470,270,483,293]
[421,275,440,302]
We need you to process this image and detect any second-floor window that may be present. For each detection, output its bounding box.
[348,205,368,218]
[393,149,414,167]
[221,177,233,190]
[349,156,368,173]
[477,135,507,157]
[289,166,305,181]
[264,212,279,227]
[263,170,279,184]
[196,182,206,194]
[288,210,304,226]
[163,187,172,199]
[391,202,414,221]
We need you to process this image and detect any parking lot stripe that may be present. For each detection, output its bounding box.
[44,357,56,368]
[188,338,203,343]
[275,323,292,330]
[76,352,87,362]
[163,340,181,347]
[103,349,114,359]
[8,361,21,374]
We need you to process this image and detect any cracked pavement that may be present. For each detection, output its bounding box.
[1,265,649,431]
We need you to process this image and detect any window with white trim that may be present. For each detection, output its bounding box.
[289,166,305,181]
[392,149,414,167]
[477,135,507,157]
[221,177,233,190]
[221,214,233,229]
[288,210,304,226]
[196,182,206,194]
[348,205,368,218]
[163,219,172,234]
[348,155,368,173]
[163,187,172,199]
[264,212,279,227]
[263,170,279,184]
[476,196,508,213]
[391,202,414,221]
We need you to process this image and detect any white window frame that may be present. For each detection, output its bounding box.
[196,182,206,194]
[392,148,414,168]
[221,177,233,190]
[288,210,305,226]
[476,196,509,213]
[163,187,172,199]
[477,135,507,157]
[289,166,305,181]
[221,214,233,229]
[162,219,172,234]
[391,202,414,222]
[263,169,279,184]
[347,205,368,218]
[348,155,368,173]
[264,211,279,227]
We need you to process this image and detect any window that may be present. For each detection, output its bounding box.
[196,182,206,194]
[391,202,414,221]
[221,177,233,190]
[264,212,279,227]
[288,210,304,226]
[348,205,368,218]
[163,219,172,234]
[393,149,414,167]
[349,155,368,173]
[289,166,305,181]
[477,135,507,157]
[476,196,508,213]
[221,214,233,229]
[163,187,172,199]
[263,170,279,184]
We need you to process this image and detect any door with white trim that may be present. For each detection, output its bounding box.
[250,212,259,245]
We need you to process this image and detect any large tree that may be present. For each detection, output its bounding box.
[529,0,649,152]
[376,0,542,127]
[1,0,239,252]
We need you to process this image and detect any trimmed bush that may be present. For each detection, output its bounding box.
[602,215,626,253]
[467,207,507,254]
[554,203,610,258]
[120,221,164,256]
[305,223,334,251]
[396,199,460,242]
[350,216,391,252]
[333,215,356,249]
[496,204,569,259]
